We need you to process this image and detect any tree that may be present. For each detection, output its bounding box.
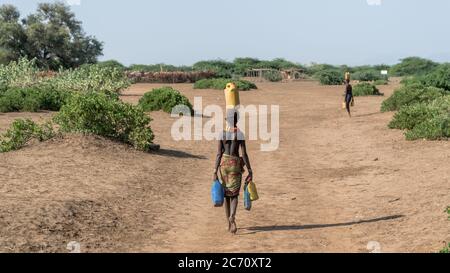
[390,57,438,76]
[0,2,103,70]
[0,5,27,63]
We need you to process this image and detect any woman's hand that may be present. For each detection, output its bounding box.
[245,170,253,184]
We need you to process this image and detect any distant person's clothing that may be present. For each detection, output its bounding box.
[345,84,353,112]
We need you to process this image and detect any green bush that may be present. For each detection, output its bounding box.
[0,58,41,89]
[400,76,422,86]
[420,63,450,91]
[405,114,450,140]
[388,102,441,130]
[316,70,343,85]
[0,86,72,112]
[306,64,340,76]
[353,83,383,97]
[54,92,154,151]
[138,87,193,113]
[380,84,448,112]
[0,119,55,153]
[193,78,257,91]
[390,57,438,76]
[388,96,450,140]
[192,60,235,78]
[374,79,389,85]
[352,70,384,82]
[441,244,450,253]
[49,64,131,95]
[263,70,283,82]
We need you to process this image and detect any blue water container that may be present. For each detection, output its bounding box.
[211,180,224,207]
[244,184,252,211]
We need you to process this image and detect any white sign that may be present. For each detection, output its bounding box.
[381,70,388,75]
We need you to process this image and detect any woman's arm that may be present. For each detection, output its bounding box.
[213,140,224,180]
[241,140,253,181]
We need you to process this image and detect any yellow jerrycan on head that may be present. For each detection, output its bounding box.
[224,82,240,109]
[345,72,351,82]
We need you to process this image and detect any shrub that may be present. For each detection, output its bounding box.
[255,58,303,70]
[193,78,257,91]
[0,86,72,112]
[388,102,441,130]
[380,84,448,112]
[306,64,340,76]
[316,70,343,85]
[405,114,450,140]
[352,70,384,82]
[400,76,422,86]
[192,60,235,78]
[441,244,450,253]
[49,64,131,95]
[390,57,438,76]
[0,58,41,89]
[54,92,154,151]
[374,79,389,85]
[263,70,283,82]
[388,96,450,140]
[353,83,383,97]
[0,119,55,153]
[138,87,193,113]
[420,63,450,91]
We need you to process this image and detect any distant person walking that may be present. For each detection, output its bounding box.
[344,77,353,117]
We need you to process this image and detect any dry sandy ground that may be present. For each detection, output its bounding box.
[0,81,448,253]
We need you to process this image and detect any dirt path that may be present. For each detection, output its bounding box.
[136,81,449,253]
[0,81,448,252]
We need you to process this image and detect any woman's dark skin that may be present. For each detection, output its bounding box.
[213,114,252,233]
[213,114,252,182]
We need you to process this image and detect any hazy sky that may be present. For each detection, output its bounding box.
[3,0,450,66]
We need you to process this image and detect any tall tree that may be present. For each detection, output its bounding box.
[0,4,27,64]
[0,2,103,69]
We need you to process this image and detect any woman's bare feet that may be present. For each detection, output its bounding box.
[229,218,237,234]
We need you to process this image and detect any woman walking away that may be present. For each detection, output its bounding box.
[344,78,353,117]
[213,111,253,234]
